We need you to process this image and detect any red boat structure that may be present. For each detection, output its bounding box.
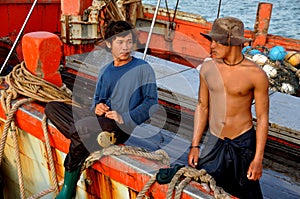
[0,0,299,199]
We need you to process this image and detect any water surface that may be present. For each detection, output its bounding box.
[143,0,300,40]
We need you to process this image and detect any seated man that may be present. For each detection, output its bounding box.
[45,20,158,199]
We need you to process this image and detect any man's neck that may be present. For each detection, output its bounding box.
[114,56,133,67]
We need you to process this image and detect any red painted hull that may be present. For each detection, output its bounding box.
[0,99,220,198]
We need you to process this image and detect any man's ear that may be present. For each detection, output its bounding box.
[105,41,111,49]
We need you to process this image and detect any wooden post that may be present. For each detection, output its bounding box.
[253,2,273,47]
[22,31,63,87]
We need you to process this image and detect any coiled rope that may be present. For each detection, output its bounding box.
[82,145,170,170]
[136,166,231,199]
[0,98,33,199]
[4,61,74,104]
[82,144,231,199]
[0,61,76,198]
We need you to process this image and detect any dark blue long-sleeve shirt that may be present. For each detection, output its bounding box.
[91,57,158,128]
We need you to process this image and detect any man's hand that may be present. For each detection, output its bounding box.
[95,103,110,116]
[247,159,263,181]
[188,148,200,168]
[105,111,124,124]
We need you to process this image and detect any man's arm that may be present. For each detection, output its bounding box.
[122,64,158,125]
[247,69,269,180]
[188,71,209,168]
[91,66,108,111]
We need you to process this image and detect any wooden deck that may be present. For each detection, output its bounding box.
[64,49,300,198]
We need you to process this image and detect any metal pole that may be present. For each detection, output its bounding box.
[217,0,222,18]
[0,0,39,75]
[142,0,162,60]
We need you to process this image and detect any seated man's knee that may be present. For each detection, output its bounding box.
[45,101,55,116]
[44,101,64,118]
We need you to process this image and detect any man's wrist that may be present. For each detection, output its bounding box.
[189,145,200,149]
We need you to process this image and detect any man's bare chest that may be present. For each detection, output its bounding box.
[206,67,254,96]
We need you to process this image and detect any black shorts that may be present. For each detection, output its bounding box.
[196,127,263,199]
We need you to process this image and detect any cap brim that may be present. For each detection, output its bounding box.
[200,32,252,46]
[200,33,212,42]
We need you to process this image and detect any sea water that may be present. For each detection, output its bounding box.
[143,0,300,40]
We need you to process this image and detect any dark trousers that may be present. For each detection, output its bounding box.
[196,127,263,199]
[44,101,130,172]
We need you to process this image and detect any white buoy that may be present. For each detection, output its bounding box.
[280,83,295,94]
[263,64,277,78]
[252,54,268,65]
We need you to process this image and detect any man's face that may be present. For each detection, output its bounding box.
[210,40,230,59]
[110,33,133,66]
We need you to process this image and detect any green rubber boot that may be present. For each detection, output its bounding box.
[56,167,81,199]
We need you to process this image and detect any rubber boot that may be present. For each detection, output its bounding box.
[56,167,81,199]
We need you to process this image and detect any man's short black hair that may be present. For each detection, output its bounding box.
[104,20,136,43]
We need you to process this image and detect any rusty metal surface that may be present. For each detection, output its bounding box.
[0,116,213,199]
[0,120,57,198]
[1,115,299,198]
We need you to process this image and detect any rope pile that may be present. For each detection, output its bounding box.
[82,144,231,199]
[136,166,231,199]
[82,145,170,170]
[0,62,76,199]
[2,61,74,105]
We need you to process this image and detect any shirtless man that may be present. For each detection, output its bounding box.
[188,17,269,198]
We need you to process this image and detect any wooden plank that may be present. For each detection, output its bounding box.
[65,48,112,77]
[266,92,300,132]
[65,50,190,79]
[156,68,199,110]
[260,169,300,199]
[252,92,300,144]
